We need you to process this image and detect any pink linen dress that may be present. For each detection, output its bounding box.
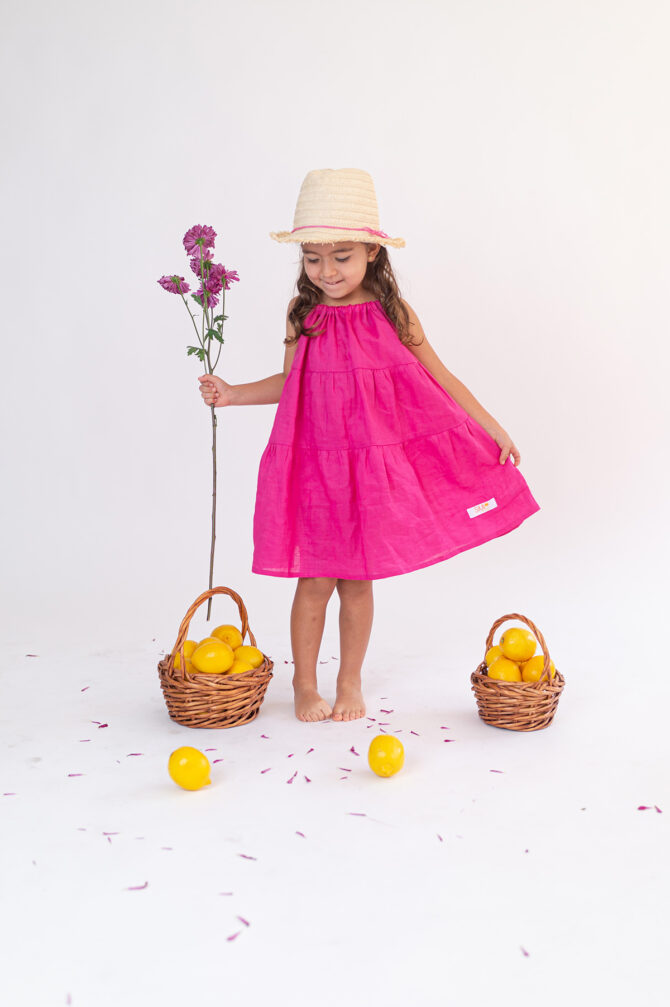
[251,299,540,580]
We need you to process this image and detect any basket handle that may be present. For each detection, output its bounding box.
[168,586,259,680]
[484,612,554,683]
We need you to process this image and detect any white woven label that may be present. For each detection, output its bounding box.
[467,497,498,518]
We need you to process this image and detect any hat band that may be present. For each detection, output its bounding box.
[290,223,390,239]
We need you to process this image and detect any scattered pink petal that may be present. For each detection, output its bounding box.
[227,931,241,941]
[238,854,257,860]
[98,723,108,729]
[296,831,306,838]
[437,834,444,842]
[380,697,388,700]
[81,686,90,692]
[521,946,530,957]
[490,769,504,774]
[366,717,376,722]
[3,793,17,797]
[204,748,217,752]
[379,722,390,726]
[79,739,91,742]
[68,773,84,777]
[107,836,112,844]
[443,739,455,743]
[161,847,173,851]
[260,768,272,774]
[237,916,250,927]
[394,729,403,733]
[304,775,311,783]
[218,892,233,896]
[127,753,143,757]
[379,727,387,733]
[260,734,270,739]
[92,720,102,724]
[524,849,529,853]
[440,726,450,730]
[287,753,294,758]
[338,767,352,772]
[25,653,39,658]
[212,758,224,764]
[380,709,393,714]
[410,730,420,736]
[350,746,360,756]
[319,660,328,664]
[125,881,149,891]
[348,812,367,816]
[77,827,87,831]
[655,806,663,813]
[331,656,338,659]
[102,832,119,836]
[287,771,298,783]
[340,776,349,780]
[306,748,314,754]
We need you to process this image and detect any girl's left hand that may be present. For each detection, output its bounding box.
[486,424,521,467]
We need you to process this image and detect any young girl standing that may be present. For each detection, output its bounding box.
[198,168,540,725]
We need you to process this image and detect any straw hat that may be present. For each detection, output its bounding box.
[269,168,405,248]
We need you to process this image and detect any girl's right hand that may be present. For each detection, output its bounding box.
[197,373,234,407]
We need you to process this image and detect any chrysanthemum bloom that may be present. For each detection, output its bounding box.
[183,224,216,257]
[158,275,191,294]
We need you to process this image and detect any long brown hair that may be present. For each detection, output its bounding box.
[284,243,421,348]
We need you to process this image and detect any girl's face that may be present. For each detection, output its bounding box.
[301,241,380,302]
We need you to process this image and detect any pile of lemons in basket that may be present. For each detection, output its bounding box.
[485,626,556,683]
[173,624,264,676]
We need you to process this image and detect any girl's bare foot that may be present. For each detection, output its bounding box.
[332,682,366,722]
[293,685,333,722]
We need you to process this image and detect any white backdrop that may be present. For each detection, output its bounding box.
[2,0,668,671]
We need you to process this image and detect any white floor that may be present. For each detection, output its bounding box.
[2,619,668,1007]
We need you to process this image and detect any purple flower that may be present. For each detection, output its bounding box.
[189,248,214,277]
[158,275,191,295]
[183,224,216,257]
[194,288,219,310]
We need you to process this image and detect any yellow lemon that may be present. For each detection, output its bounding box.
[173,640,197,670]
[488,657,522,682]
[168,746,211,790]
[485,645,503,667]
[233,645,264,669]
[191,640,235,674]
[520,654,556,682]
[227,659,255,676]
[499,627,537,663]
[368,735,404,778]
[198,636,221,646]
[212,624,244,650]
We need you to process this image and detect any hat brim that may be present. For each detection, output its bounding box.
[269,229,405,248]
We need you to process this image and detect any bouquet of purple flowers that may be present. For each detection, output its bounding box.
[158,225,239,619]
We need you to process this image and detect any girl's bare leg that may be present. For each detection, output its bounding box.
[291,576,338,722]
[332,578,373,722]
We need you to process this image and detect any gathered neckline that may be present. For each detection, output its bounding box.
[313,298,380,309]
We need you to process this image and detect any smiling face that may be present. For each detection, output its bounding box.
[301,241,381,303]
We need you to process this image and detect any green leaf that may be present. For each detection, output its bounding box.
[186,346,200,356]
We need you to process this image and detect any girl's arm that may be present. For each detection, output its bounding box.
[400,299,520,466]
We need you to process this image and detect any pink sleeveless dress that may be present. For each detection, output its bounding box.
[252,299,540,580]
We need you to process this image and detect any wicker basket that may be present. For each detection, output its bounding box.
[157,586,274,729]
[470,612,565,731]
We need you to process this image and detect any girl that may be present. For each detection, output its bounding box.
[198,168,540,725]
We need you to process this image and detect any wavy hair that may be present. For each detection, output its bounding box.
[284,244,421,349]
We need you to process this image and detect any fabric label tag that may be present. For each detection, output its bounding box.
[467,497,498,518]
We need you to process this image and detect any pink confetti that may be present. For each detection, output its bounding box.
[338,767,352,772]
[98,723,108,729]
[238,854,257,860]
[287,771,298,784]
[204,747,217,752]
[379,722,390,726]
[81,686,90,692]
[521,947,530,957]
[348,812,367,817]
[366,717,376,722]
[394,729,403,733]
[237,916,250,927]
[490,770,504,774]
[287,753,294,758]
[306,748,314,754]
[213,758,224,764]
[656,806,663,813]
[440,726,450,730]
[349,746,360,756]
[260,734,269,739]
[380,709,393,714]
[296,831,306,838]
[443,739,455,743]
[227,932,241,942]
[68,773,84,777]
[127,753,143,757]
[410,730,420,736]
[260,768,272,774]
[379,727,387,733]
[437,834,444,842]
[125,881,149,891]
[304,775,311,783]
[638,805,663,812]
